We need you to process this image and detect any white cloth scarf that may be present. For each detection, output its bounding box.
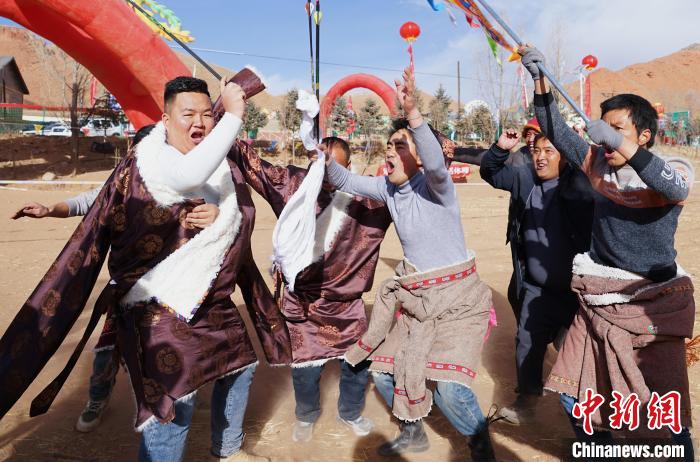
[271,90,326,292]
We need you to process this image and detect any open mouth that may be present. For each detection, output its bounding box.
[604,148,616,159]
[535,161,547,170]
[386,160,395,175]
[190,130,204,144]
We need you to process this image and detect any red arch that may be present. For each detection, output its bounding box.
[320,73,398,135]
[0,0,190,128]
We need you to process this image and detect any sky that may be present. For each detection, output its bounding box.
[2,0,699,109]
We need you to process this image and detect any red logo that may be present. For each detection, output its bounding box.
[647,391,682,434]
[572,388,605,435]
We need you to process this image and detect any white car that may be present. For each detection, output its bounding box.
[44,125,72,137]
[81,118,123,137]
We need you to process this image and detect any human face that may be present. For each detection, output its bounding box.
[601,108,651,167]
[162,92,214,154]
[524,128,538,146]
[532,137,565,181]
[385,129,420,185]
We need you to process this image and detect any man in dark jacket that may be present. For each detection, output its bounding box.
[453,119,540,318]
[480,129,594,425]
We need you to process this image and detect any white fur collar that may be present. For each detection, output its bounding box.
[121,124,242,321]
[311,191,353,262]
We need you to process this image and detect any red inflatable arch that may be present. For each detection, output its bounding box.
[0,0,190,128]
[320,73,398,135]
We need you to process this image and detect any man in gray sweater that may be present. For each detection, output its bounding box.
[325,68,497,462]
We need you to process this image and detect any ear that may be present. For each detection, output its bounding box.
[161,112,170,129]
[637,128,652,147]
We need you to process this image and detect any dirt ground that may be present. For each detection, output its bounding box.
[1,162,699,462]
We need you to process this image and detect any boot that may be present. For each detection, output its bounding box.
[468,426,496,462]
[377,420,430,456]
[497,394,539,425]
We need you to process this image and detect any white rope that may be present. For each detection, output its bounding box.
[271,90,325,292]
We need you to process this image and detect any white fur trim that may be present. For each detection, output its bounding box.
[122,127,242,322]
[134,123,185,206]
[572,253,644,280]
[290,355,343,369]
[312,192,353,263]
[243,65,268,90]
[92,345,115,353]
[135,389,198,433]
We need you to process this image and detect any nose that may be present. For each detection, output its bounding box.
[192,113,204,127]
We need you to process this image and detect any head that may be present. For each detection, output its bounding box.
[600,94,657,167]
[162,76,213,154]
[385,118,421,185]
[321,136,351,191]
[133,124,155,146]
[531,134,566,181]
[522,118,541,149]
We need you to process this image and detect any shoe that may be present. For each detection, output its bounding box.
[497,394,538,425]
[292,420,314,442]
[210,450,270,461]
[338,415,374,436]
[469,405,503,462]
[75,399,109,433]
[377,421,430,457]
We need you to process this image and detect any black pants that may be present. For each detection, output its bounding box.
[515,280,578,395]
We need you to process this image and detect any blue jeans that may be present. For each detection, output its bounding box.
[560,394,694,462]
[292,360,369,423]
[89,348,119,402]
[372,372,486,436]
[138,364,256,462]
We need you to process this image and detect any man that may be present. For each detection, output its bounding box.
[521,46,695,460]
[0,76,291,462]
[452,119,541,319]
[324,68,496,461]
[11,125,223,433]
[231,136,391,442]
[480,129,593,425]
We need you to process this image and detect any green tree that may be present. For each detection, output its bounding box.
[468,105,496,143]
[357,98,384,136]
[330,96,349,135]
[242,101,268,138]
[277,89,301,134]
[428,85,452,134]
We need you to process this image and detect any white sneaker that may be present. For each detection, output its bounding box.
[75,399,109,433]
[338,415,374,436]
[292,420,314,442]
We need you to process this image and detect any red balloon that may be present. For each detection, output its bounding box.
[582,55,598,70]
[400,21,421,42]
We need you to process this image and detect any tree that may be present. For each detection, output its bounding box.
[357,98,384,137]
[66,60,91,175]
[329,96,349,135]
[242,101,268,138]
[428,85,452,134]
[461,105,495,143]
[476,45,519,135]
[277,89,302,155]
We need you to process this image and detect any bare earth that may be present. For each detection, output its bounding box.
[1,168,699,462]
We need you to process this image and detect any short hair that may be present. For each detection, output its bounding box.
[600,94,657,148]
[164,76,210,112]
[532,133,548,146]
[388,118,411,138]
[321,136,351,163]
[133,124,155,145]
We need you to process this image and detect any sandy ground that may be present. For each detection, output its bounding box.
[1,167,699,462]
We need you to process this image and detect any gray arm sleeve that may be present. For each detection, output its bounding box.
[534,92,590,169]
[627,150,694,202]
[325,159,388,203]
[410,122,454,202]
[65,186,102,216]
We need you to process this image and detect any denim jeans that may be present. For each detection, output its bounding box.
[89,348,119,402]
[560,393,694,462]
[292,360,369,423]
[372,372,486,436]
[138,364,256,462]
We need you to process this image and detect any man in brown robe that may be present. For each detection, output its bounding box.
[0,76,290,462]
[230,137,392,442]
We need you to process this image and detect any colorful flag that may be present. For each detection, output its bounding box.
[485,35,501,66]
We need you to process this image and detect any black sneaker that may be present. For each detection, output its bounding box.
[377,421,430,457]
[75,399,109,433]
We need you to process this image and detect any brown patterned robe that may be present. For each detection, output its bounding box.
[231,142,392,366]
[0,150,291,428]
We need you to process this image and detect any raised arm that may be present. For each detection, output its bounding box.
[479,129,522,191]
[325,159,388,203]
[229,140,307,215]
[627,151,693,202]
[452,147,486,166]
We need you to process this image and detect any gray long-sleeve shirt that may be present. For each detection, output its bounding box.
[65,186,101,216]
[534,92,694,281]
[325,122,468,272]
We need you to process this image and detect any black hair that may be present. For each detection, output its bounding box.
[388,118,411,138]
[321,136,351,163]
[133,124,155,145]
[600,94,657,148]
[164,76,210,112]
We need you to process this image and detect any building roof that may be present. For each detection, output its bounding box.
[0,56,29,94]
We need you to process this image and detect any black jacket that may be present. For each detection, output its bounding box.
[480,144,594,310]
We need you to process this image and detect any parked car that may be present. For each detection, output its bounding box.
[81,118,123,137]
[44,125,72,137]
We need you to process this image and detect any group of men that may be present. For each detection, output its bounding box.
[0,43,696,462]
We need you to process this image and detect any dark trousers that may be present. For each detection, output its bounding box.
[292,360,369,423]
[515,280,577,395]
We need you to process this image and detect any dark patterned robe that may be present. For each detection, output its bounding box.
[0,142,291,428]
[231,143,392,366]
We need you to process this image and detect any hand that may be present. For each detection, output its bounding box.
[518,45,545,80]
[586,119,623,150]
[496,128,520,151]
[219,77,246,119]
[186,203,220,229]
[12,201,50,219]
[395,67,420,121]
